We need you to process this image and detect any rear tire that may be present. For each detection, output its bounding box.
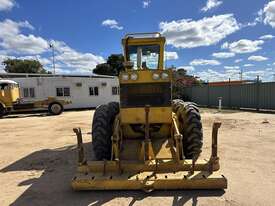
[172,99,203,159]
[92,102,119,160]
[48,102,63,115]
[0,104,6,118]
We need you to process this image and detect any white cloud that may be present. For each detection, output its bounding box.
[243,69,275,82]
[160,14,240,49]
[226,69,240,73]
[0,54,13,62]
[248,55,268,61]
[52,41,105,71]
[234,59,243,63]
[0,19,34,37]
[255,9,264,24]
[221,39,264,54]
[244,64,254,67]
[164,51,178,60]
[0,54,12,71]
[0,0,15,11]
[263,1,275,28]
[243,70,265,78]
[201,0,223,12]
[142,0,151,8]
[0,19,105,74]
[259,34,274,40]
[0,19,48,55]
[194,69,230,81]
[102,19,123,30]
[177,66,195,72]
[195,68,274,82]
[212,52,235,59]
[224,66,240,70]
[246,9,264,27]
[273,62,275,65]
[190,59,221,66]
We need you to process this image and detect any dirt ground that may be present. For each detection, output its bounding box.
[0,108,275,206]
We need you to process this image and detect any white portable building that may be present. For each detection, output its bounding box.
[0,73,120,109]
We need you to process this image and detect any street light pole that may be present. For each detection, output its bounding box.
[239,67,243,81]
[49,43,56,75]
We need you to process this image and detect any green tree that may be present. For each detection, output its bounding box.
[2,58,50,74]
[93,54,124,76]
[171,67,201,100]
[93,63,113,76]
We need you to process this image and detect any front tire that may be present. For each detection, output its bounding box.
[92,102,119,160]
[172,99,203,159]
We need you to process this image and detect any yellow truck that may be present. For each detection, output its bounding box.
[0,79,71,117]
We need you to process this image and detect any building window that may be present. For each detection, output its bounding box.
[23,88,35,98]
[64,87,70,96]
[112,86,119,95]
[56,88,63,97]
[23,88,29,97]
[89,87,99,96]
[56,87,70,97]
[29,88,35,98]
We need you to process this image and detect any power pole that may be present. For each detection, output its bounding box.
[49,43,56,75]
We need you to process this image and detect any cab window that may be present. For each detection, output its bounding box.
[128,45,160,70]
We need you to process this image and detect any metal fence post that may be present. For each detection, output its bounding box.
[228,78,231,109]
[190,86,193,101]
[218,97,222,112]
[207,82,210,107]
[256,75,260,111]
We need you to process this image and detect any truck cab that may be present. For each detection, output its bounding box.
[0,79,70,117]
[0,79,20,110]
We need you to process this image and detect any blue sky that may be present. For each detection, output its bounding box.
[0,0,275,81]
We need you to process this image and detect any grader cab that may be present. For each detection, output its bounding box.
[72,33,227,191]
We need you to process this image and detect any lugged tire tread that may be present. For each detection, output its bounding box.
[172,99,203,159]
[91,103,120,160]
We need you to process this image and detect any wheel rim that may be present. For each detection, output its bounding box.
[51,104,61,114]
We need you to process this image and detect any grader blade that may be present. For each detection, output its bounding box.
[72,170,226,191]
[72,122,227,191]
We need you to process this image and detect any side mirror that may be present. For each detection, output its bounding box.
[123,61,134,69]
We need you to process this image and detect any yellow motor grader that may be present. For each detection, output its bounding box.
[72,32,227,191]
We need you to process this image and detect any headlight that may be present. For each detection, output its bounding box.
[161,72,169,79]
[130,73,138,80]
[152,73,160,80]
[122,74,129,81]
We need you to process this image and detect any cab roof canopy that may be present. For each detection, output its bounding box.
[0,79,18,85]
[122,32,165,45]
[124,32,162,38]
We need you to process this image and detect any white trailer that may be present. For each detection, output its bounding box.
[0,73,119,109]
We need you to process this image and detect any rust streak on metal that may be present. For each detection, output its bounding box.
[73,128,86,165]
